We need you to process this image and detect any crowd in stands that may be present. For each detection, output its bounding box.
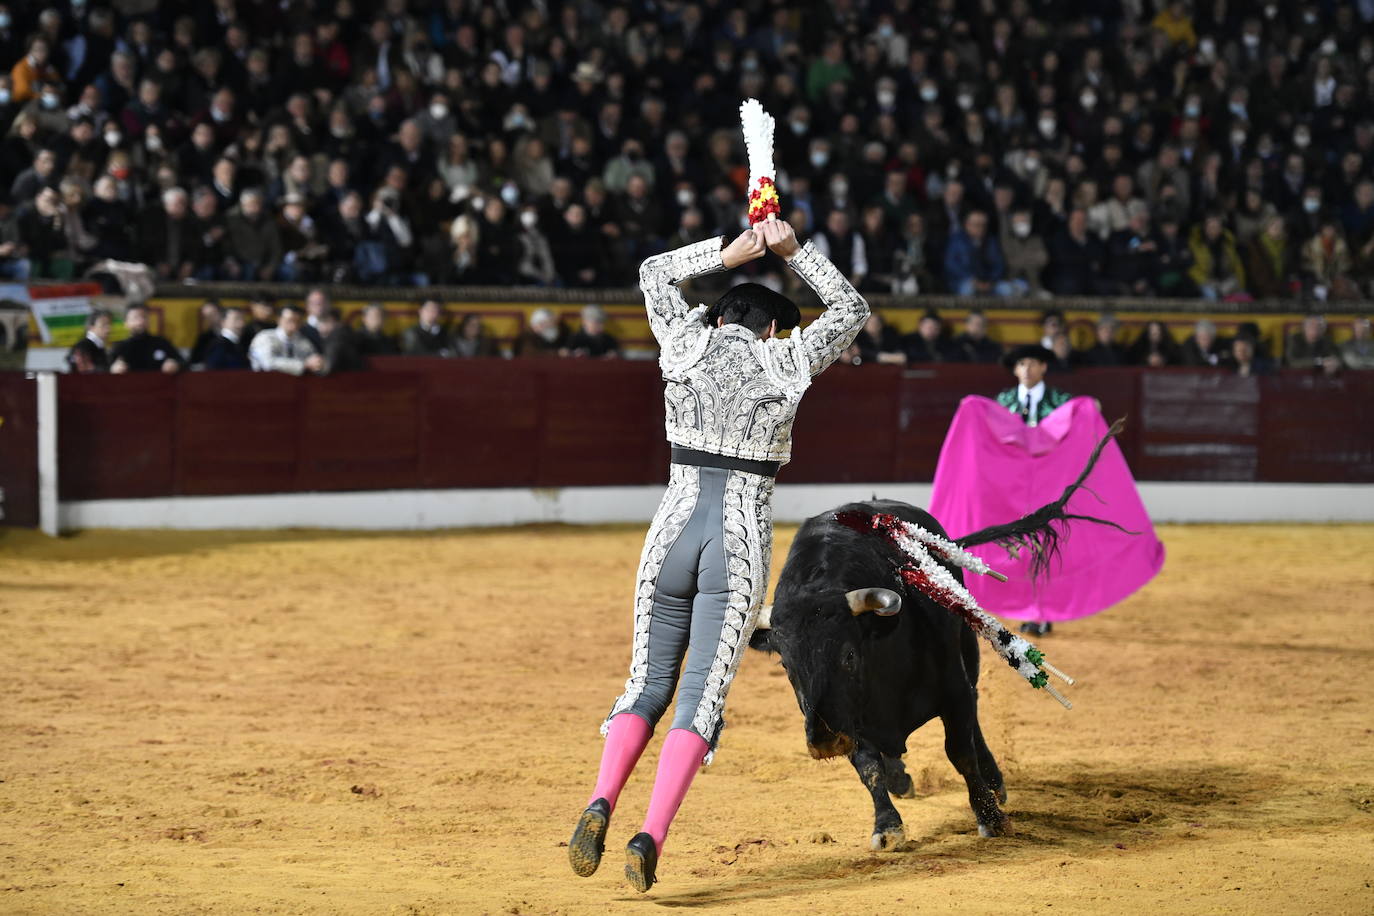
[4,1,1374,302]
[65,292,1373,376]
[64,292,625,374]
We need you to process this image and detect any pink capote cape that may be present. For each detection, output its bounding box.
[928,396,1164,623]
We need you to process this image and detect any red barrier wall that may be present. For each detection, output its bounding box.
[24,363,1374,509]
[0,374,38,526]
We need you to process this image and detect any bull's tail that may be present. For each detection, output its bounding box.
[954,417,1134,581]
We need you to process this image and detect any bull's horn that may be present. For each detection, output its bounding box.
[846,588,902,617]
[755,604,773,630]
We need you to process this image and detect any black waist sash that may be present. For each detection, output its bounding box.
[670,446,781,478]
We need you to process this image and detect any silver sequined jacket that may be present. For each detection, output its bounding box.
[640,236,870,465]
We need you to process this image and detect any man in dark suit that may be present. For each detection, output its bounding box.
[66,308,114,373]
[355,303,400,357]
[110,304,186,374]
[995,344,1072,427]
[902,308,963,363]
[317,308,363,374]
[401,299,451,356]
[1076,315,1128,367]
[204,307,251,370]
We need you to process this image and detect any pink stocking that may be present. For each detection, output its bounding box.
[590,713,652,813]
[641,728,709,854]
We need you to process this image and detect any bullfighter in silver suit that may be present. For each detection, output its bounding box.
[569,219,870,892]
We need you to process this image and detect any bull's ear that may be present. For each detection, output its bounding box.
[846,587,902,617]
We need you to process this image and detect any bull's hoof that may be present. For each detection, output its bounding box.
[886,770,917,799]
[977,814,1012,838]
[870,825,907,851]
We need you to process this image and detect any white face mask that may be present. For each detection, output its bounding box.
[1012,221,1031,238]
[1023,154,1040,172]
[1303,197,1320,213]
[877,90,896,108]
[956,93,974,111]
[919,85,938,102]
[1199,39,1215,58]
[1294,130,1311,148]
[41,92,60,109]
[0,13,11,28]
[500,183,520,206]
[810,150,829,169]
[1038,118,1056,137]
[830,180,848,198]
[429,103,448,120]
[0,89,10,105]
[105,131,122,147]
[1231,131,1246,146]
[789,119,807,135]
[675,188,694,207]
[1243,33,1260,48]
[147,134,163,151]
[1080,92,1097,109]
[520,210,538,229]
[1184,102,1201,118]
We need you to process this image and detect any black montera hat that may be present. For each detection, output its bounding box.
[1001,343,1057,370]
[704,283,801,332]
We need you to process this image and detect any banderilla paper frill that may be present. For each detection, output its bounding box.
[740,98,780,225]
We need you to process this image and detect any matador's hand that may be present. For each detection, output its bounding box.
[759,219,801,261]
[721,228,767,269]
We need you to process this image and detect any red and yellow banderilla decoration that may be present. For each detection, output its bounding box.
[740,99,780,226]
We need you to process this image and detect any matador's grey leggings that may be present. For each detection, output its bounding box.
[603,464,773,758]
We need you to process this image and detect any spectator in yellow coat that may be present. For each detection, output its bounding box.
[1188,214,1246,301]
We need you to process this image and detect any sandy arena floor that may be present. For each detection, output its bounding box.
[1,522,1373,915]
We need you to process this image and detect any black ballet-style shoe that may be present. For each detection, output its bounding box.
[568,798,611,877]
[624,832,659,893]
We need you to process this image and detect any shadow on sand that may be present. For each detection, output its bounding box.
[646,763,1276,909]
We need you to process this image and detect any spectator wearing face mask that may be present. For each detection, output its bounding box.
[516,205,556,286]
[1000,207,1048,296]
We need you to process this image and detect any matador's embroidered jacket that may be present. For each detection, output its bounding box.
[639,237,870,464]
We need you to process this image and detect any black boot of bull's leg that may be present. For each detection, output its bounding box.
[851,745,906,850]
[882,753,918,799]
[972,723,1007,805]
[940,709,1009,837]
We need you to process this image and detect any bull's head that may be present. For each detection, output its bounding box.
[751,587,903,760]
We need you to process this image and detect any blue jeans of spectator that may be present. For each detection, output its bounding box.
[956,277,1028,297]
[0,258,31,281]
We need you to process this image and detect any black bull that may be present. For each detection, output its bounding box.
[749,500,1008,850]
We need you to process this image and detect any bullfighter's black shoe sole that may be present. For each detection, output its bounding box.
[569,798,611,877]
[625,832,659,893]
